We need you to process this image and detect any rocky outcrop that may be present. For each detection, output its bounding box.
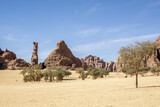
[1,49,16,64]
[44,40,82,69]
[0,56,6,69]
[82,55,106,69]
[80,59,88,70]
[31,42,38,67]
[105,61,115,72]
[0,48,29,70]
[82,55,116,71]
[7,59,30,70]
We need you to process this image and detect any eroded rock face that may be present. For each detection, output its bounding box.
[0,48,29,70]
[44,40,82,69]
[80,59,88,70]
[105,61,115,72]
[0,56,7,69]
[1,49,16,64]
[82,55,106,69]
[31,42,38,67]
[7,59,30,70]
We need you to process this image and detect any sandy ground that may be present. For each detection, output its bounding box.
[0,70,160,107]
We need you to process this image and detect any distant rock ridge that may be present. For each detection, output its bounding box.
[44,40,83,69]
[0,48,30,70]
[82,55,116,72]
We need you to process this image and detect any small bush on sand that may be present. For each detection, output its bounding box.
[87,67,100,79]
[151,67,160,76]
[20,67,43,82]
[87,67,110,79]
[139,67,150,76]
[54,68,72,81]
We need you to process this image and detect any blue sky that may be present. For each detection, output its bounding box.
[0,0,160,63]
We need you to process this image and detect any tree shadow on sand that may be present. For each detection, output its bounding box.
[63,78,77,81]
[139,85,160,88]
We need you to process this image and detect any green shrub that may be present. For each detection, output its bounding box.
[151,67,160,76]
[139,67,150,76]
[75,68,84,74]
[20,68,43,82]
[53,68,72,81]
[88,68,99,79]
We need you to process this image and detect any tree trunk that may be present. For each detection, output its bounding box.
[50,76,52,82]
[136,71,138,88]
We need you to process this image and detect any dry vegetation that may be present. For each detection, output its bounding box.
[0,70,160,107]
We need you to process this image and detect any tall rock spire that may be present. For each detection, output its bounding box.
[31,42,38,67]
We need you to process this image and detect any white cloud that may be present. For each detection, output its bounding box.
[3,34,16,41]
[149,1,160,7]
[72,41,106,53]
[109,34,159,43]
[88,7,97,14]
[39,49,52,60]
[72,34,160,53]
[105,28,121,33]
[87,3,101,14]
[77,28,101,37]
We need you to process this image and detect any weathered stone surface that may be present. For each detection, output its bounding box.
[0,48,4,55]
[0,56,7,69]
[44,40,82,68]
[1,49,16,63]
[31,42,38,67]
[7,59,30,70]
[0,48,29,70]
[106,61,115,72]
[80,59,88,70]
[82,55,105,69]
[115,56,123,72]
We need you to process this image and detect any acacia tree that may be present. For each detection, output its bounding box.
[119,41,155,88]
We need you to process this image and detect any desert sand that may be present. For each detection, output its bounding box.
[0,70,160,107]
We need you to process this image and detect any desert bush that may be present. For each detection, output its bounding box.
[54,68,72,81]
[151,67,160,76]
[42,70,49,82]
[87,67,110,79]
[139,67,150,76]
[87,67,100,79]
[120,68,135,77]
[20,68,43,82]
[99,69,109,77]
[75,68,84,74]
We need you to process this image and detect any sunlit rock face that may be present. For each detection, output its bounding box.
[0,48,29,70]
[31,42,38,67]
[44,40,82,69]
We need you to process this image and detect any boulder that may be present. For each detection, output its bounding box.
[7,59,30,70]
[0,48,30,70]
[44,40,82,68]
[1,49,16,63]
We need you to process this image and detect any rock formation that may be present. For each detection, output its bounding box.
[80,59,88,70]
[82,55,116,71]
[7,59,30,70]
[44,40,82,69]
[31,42,38,67]
[82,55,106,69]
[0,48,29,70]
[105,61,115,72]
